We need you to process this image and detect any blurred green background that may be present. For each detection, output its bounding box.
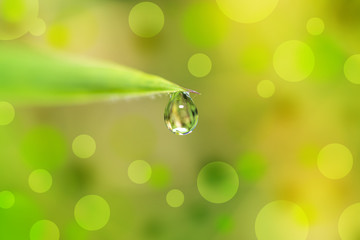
[1,0,360,239]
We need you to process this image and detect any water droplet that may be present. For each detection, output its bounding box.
[164,92,198,135]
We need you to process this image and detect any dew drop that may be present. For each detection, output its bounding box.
[164,92,198,135]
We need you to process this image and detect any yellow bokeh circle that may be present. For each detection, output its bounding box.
[257,80,275,98]
[166,189,184,208]
[338,203,360,240]
[128,160,152,184]
[216,0,279,23]
[306,17,324,36]
[128,2,164,38]
[28,169,53,193]
[0,101,15,125]
[47,24,70,48]
[188,53,212,78]
[317,143,353,179]
[72,134,96,159]
[255,200,309,240]
[74,195,110,231]
[273,40,315,82]
[0,0,39,40]
[344,54,360,84]
[30,18,46,36]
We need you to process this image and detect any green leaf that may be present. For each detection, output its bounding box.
[0,43,189,105]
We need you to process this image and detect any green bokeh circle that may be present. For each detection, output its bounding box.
[0,193,42,239]
[72,134,96,159]
[28,169,53,193]
[0,190,15,209]
[0,101,15,125]
[128,2,164,38]
[344,54,360,84]
[74,195,110,231]
[197,161,239,203]
[273,40,315,82]
[188,53,212,78]
[30,220,60,240]
[166,189,184,208]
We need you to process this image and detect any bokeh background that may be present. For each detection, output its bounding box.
[1,0,360,239]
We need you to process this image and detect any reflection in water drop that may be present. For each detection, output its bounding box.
[164,92,198,135]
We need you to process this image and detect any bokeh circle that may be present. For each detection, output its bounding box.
[72,134,96,159]
[216,0,279,23]
[255,200,309,240]
[0,0,39,40]
[273,40,315,82]
[30,220,60,240]
[197,162,239,203]
[128,2,164,38]
[306,17,324,35]
[128,160,152,184]
[317,143,353,179]
[74,195,110,231]
[188,53,212,78]
[28,169,53,193]
[339,203,360,240]
[30,18,46,36]
[166,189,184,208]
[0,101,15,125]
[0,190,15,209]
[344,54,360,84]
[257,80,276,98]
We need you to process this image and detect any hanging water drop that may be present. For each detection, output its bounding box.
[164,91,199,135]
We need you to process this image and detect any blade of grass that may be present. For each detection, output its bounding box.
[0,43,189,105]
